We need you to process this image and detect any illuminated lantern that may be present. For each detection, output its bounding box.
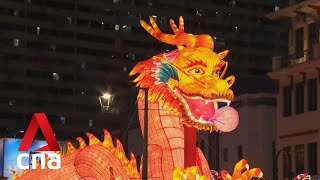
[14,16,263,180]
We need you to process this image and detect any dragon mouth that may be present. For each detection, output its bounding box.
[173,88,239,131]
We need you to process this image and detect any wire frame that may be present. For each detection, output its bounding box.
[99,96,114,111]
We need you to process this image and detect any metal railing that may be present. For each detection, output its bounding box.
[279,49,318,69]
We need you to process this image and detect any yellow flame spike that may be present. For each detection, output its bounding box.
[115,139,125,155]
[55,151,62,157]
[103,129,114,150]
[86,132,102,146]
[21,169,29,175]
[67,142,76,154]
[12,170,19,180]
[129,152,138,169]
[114,138,131,168]
[36,161,40,169]
[77,137,87,149]
[45,153,50,165]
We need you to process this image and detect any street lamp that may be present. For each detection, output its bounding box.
[99,93,114,111]
[14,130,25,139]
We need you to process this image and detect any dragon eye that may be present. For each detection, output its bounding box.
[188,68,204,75]
[213,70,220,76]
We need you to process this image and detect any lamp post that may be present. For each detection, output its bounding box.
[14,130,25,139]
[142,88,148,180]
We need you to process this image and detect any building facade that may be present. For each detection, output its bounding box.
[218,93,277,179]
[268,0,320,179]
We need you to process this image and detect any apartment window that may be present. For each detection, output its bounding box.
[308,22,319,50]
[308,79,317,111]
[67,17,72,24]
[88,119,94,126]
[115,24,120,31]
[283,146,292,178]
[237,145,243,160]
[295,144,304,174]
[308,142,317,175]
[52,73,59,81]
[283,86,292,117]
[13,38,19,47]
[50,44,56,52]
[196,9,203,16]
[13,10,19,17]
[60,116,66,125]
[36,27,40,35]
[295,82,304,114]
[101,22,105,30]
[151,15,157,20]
[122,25,131,32]
[295,27,304,58]
[223,148,228,161]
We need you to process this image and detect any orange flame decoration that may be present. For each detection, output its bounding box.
[14,129,140,180]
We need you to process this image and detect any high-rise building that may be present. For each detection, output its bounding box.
[267,0,320,179]
[0,0,285,161]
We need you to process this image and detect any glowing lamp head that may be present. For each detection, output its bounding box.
[102,93,112,99]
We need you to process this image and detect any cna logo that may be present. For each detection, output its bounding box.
[17,113,61,170]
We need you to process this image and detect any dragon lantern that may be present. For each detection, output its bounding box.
[13,16,263,180]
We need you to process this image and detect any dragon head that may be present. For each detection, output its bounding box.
[130,16,239,132]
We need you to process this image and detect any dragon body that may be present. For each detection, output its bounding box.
[14,17,263,180]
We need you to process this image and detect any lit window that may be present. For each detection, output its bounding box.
[88,119,94,126]
[13,39,19,47]
[123,67,127,72]
[81,62,86,70]
[122,25,131,32]
[101,22,105,29]
[229,0,236,7]
[275,6,280,11]
[36,27,40,35]
[13,10,19,16]
[151,15,157,20]
[115,24,120,31]
[50,44,56,52]
[52,72,59,81]
[67,17,72,24]
[60,117,66,125]
[196,9,203,16]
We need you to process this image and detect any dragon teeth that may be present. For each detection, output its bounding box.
[214,101,218,110]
